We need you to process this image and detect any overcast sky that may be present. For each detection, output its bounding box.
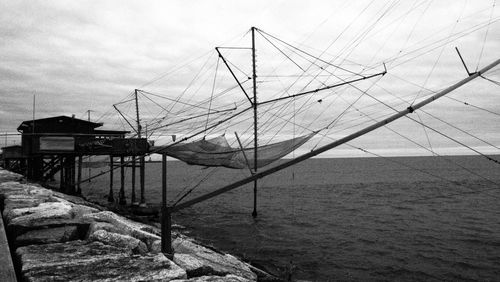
[1,0,499,156]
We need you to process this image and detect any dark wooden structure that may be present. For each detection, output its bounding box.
[2,115,149,205]
[1,145,26,174]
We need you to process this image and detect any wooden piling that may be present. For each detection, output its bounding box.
[108,155,114,203]
[119,156,126,205]
[68,156,76,195]
[139,155,146,207]
[131,156,137,205]
[59,157,64,192]
[161,153,173,256]
[77,155,82,195]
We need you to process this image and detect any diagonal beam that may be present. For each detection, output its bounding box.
[216,47,253,105]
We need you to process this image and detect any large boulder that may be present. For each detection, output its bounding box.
[5,201,73,226]
[17,240,132,270]
[89,229,148,255]
[0,170,23,182]
[3,194,59,214]
[0,182,32,202]
[15,226,81,246]
[17,241,186,281]
[84,211,161,250]
[2,183,99,237]
[171,274,253,282]
[173,237,257,281]
[86,221,123,236]
[0,182,52,198]
[51,190,103,210]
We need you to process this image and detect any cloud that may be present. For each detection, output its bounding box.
[0,0,498,156]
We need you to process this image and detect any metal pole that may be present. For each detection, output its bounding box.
[251,26,258,218]
[108,155,114,203]
[135,89,142,138]
[131,156,137,205]
[161,153,173,256]
[215,47,253,104]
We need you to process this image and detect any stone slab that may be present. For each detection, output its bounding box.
[173,237,257,281]
[0,170,23,182]
[84,211,161,250]
[16,226,81,246]
[17,240,186,281]
[171,274,253,282]
[88,229,148,255]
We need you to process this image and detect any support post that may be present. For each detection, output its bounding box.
[63,158,68,193]
[131,156,137,205]
[119,156,126,205]
[77,155,82,195]
[27,158,33,180]
[135,89,147,207]
[59,157,64,191]
[139,156,146,206]
[69,156,76,195]
[161,153,173,256]
[251,26,258,218]
[108,155,114,203]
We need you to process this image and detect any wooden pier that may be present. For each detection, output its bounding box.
[1,115,149,207]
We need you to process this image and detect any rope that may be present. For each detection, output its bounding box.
[420,109,500,151]
[205,57,220,132]
[481,74,500,87]
[257,29,364,78]
[415,111,435,155]
[476,0,496,71]
[351,145,500,202]
[446,96,500,117]
[411,0,467,105]
[347,102,500,194]
[381,16,500,69]
[407,115,500,166]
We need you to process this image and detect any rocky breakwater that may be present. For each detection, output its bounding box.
[0,169,275,281]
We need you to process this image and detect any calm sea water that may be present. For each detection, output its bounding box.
[81,155,500,281]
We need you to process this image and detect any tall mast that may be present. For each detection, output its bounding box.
[135,89,146,206]
[251,27,258,218]
[135,89,142,138]
[87,109,92,182]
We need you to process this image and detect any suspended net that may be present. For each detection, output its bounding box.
[161,131,317,169]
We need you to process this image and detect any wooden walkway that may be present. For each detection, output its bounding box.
[0,211,17,282]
